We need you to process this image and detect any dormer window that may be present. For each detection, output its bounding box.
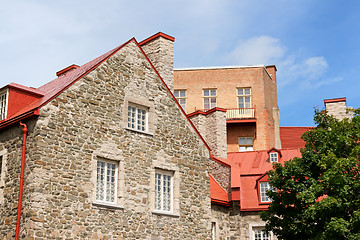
[0,89,8,121]
[260,182,275,203]
[270,152,278,163]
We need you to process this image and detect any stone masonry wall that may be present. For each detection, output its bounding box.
[189,110,227,159]
[0,41,211,239]
[325,100,353,120]
[209,160,231,193]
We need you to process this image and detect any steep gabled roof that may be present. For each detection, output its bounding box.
[210,175,231,206]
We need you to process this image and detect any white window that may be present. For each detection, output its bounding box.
[203,89,217,109]
[260,182,275,203]
[270,152,278,163]
[127,104,148,132]
[174,90,186,111]
[253,227,270,240]
[237,88,251,109]
[211,222,217,240]
[0,89,8,121]
[96,160,117,203]
[155,170,173,212]
[239,137,254,152]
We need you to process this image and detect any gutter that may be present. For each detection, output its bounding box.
[15,122,28,240]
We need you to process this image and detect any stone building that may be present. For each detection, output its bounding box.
[0,32,214,239]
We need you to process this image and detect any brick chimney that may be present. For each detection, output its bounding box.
[139,32,175,91]
[324,97,353,120]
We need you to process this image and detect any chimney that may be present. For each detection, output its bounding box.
[56,64,79,77]
[324,97,353,120]
[188,108,228,159]
[139,32,175,91]
[266,65,277,83]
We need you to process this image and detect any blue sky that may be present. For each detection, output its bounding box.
[1,0,359,126]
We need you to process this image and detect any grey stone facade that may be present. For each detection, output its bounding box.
[324,98,353,120]
[0,40,211,239]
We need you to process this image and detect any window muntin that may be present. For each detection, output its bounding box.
[96,160,117,203]
[239,137,254,152]
[270,152,278,163]
[260,182,275,203]
[174,90,186,110]
[155,171,173,212]
[0,90,8,121]
[253,227,270,240]
[203,89,217,109]
[127,104,148,132]
[237,88,251,109]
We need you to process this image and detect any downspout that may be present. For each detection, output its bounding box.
[15,122,28,240]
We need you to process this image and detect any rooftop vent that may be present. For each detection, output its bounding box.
[56,64,79,77]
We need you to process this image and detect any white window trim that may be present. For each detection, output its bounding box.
[270,152,278,163]
[123,94,155,135]
[91,154,124,209]
[237,87,252,109]
[0,150,7,205]
[154,169,173,213]
[239,137,254,152]
[259,182,275,203]
[249,222,274,240]
[203,89,217,110]
[150,155,180,217]
[174,89,186,111]
[127,103,149,132]
[0,88,9,121]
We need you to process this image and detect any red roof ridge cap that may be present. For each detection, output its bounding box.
[324,97,346,103]
[139,32,175,46]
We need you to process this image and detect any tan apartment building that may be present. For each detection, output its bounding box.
[174,65,281,153]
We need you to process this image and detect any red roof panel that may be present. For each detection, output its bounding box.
[280,126,313,149]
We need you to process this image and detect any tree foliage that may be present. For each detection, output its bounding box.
[261,108,360,240]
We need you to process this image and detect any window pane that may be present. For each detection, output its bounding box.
[239,138,246,145]
[244,88,251,95]
[180,91,186,97]
[174,91,179,98]
[237,89,243,95]
[204,98,210,109]
[204,90,209,96]
[210,89,216,96]
[246,137,253,144]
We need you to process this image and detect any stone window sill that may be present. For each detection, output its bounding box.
[125,127,154,136]
[152,210,180,218]
[92,201,124,210]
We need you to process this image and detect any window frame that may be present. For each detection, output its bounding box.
[95,158,118,204]
[203,89,217,110]
[252,227,271,240]
[259,181,275,203]
[127,103,149,132]
[269,152,278,163]
[174,89,186,111]
[238,137,254,152]
[154,169,174,213]
[237,88,252,109]
[0,88,8,121]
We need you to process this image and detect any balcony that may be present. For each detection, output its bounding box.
[194,107,256,123]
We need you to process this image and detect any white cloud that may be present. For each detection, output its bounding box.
[226,36,287,65]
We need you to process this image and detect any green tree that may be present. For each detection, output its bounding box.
[261,108,360,240]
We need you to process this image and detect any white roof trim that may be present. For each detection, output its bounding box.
[175,65,273,79]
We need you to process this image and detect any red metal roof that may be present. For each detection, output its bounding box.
[280,126,313,149]
[210,175,230,206]
[227,149,301,211]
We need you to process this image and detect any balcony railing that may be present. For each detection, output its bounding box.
[194,107,256,120]
[226,108,255,119]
